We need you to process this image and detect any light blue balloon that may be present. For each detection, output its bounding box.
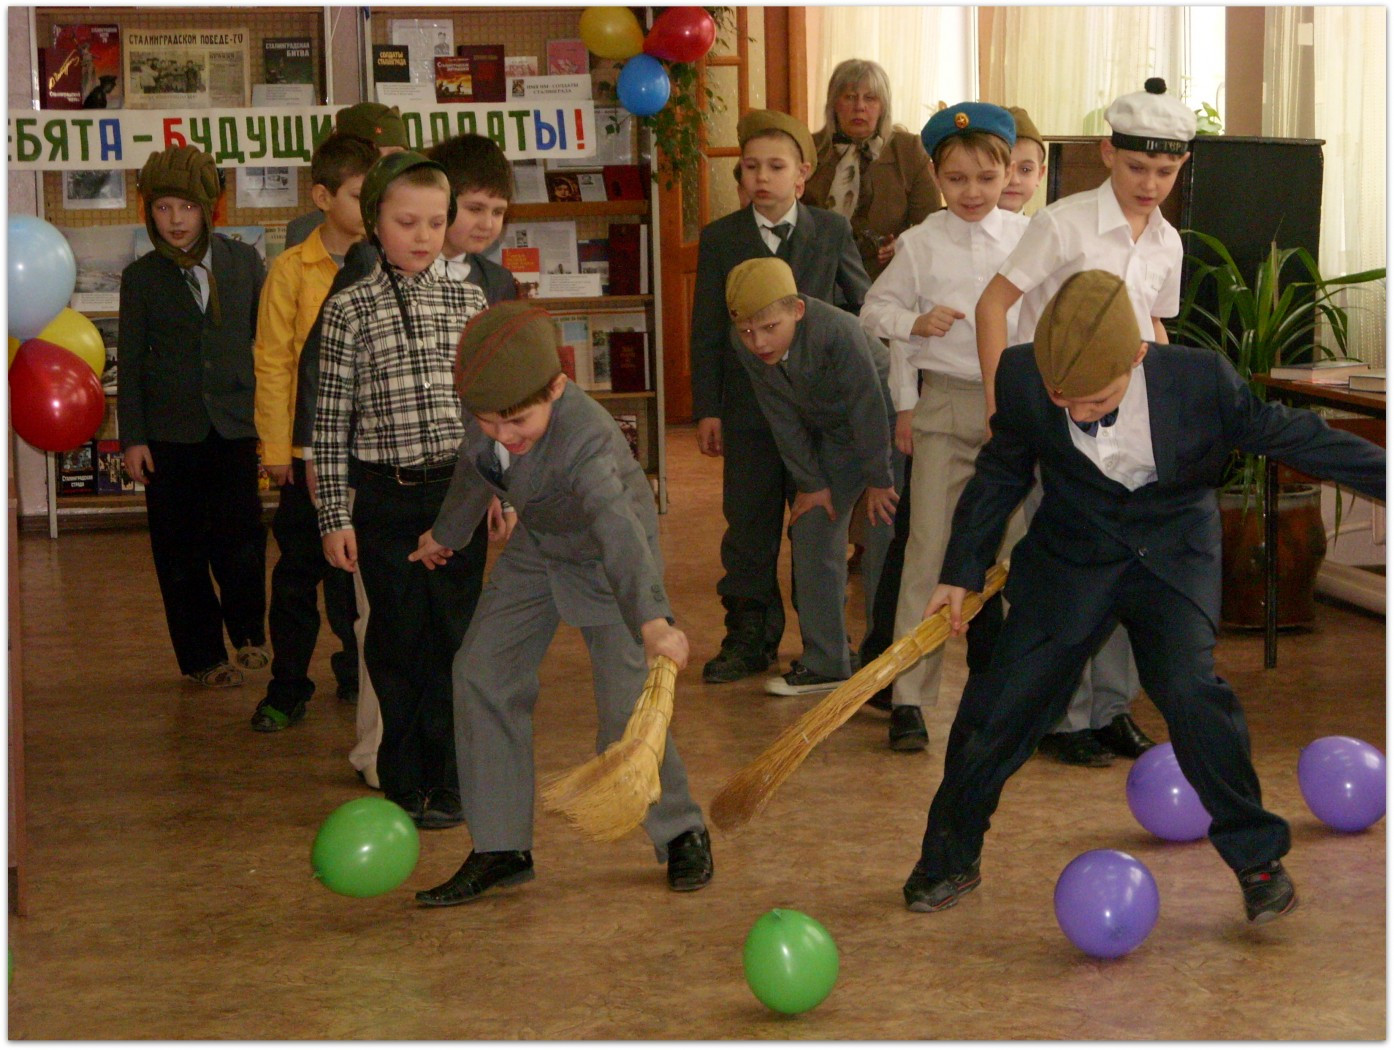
[8,215,78,340]
[617,54,671,117]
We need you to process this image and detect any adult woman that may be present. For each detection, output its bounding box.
[805,58,940,281]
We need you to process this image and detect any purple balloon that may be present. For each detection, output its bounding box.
[1054,849,1159,958]
[1298,736,1386,832]
[1126,742,1211,842]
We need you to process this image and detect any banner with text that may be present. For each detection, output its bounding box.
[8,101,597,170]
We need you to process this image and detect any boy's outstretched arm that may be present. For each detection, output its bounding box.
[975,274,1024,423]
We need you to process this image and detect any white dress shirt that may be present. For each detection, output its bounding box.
[860,207,1029,410]
[1001,179,1183,343]
[755,202,798,256]
[1065,363,1157,491]
[440,253,475,283]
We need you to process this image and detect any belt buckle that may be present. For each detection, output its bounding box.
[393,464,422,487]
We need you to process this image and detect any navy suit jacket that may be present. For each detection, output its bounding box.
[689,201,870,429]
[942,343,1387,643]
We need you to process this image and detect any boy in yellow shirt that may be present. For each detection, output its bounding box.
[251,132,379,732]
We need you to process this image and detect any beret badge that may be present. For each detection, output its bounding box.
[954,111,970,129]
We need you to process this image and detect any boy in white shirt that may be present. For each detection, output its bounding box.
[974,79,1196,766]
[859,102,1028,751]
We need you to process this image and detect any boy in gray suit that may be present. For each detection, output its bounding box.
[412,302,713,906]
[726,258,897,695]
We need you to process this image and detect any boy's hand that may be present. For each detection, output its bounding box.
[124,444,154,486]
[323,529,358,572]
[789,488,835,526]
[865,485,899,526]
[696,417,723,457]
[640,618,689,670]
[408,529,454,569]
[894,410,915,457]
[265,463,291,486]
[911,305,966,339]
[925,583,969,635]
[486,497,518,543]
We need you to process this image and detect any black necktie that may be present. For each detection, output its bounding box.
[1075,408,1119,437]
[768,222,793,259]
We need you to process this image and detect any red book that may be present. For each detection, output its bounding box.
[607,223,641,296]
[556,343,577,383]
[51,24,122,108]
[455,45,505,102]
[434,56,473,103]
[39,47,84,109]
[603,165,645,201]
[608,331,648,393]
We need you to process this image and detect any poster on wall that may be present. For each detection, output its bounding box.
[236,166,297,209]
[62,169,126,210]
[390,19,454,88]
[123,27,251,109]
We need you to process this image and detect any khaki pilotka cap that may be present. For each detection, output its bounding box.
[1007,106,1045,155]
[737,109,818,167]
[454,301,563,413]
[726,257,799,321]
[336,102,409,149]
[1033,270,1141,398]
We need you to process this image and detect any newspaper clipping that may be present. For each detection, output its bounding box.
[123,28,250,109]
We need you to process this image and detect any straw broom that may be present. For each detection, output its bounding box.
[709,562,1009,831]
[539,655,678,842]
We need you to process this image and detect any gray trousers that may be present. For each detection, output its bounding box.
[453,542,704,860]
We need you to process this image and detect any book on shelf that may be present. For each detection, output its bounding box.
[545,171,607,204]
[612,412,641,462]
[372,44,411,85]
[39,47,85,109]
[50,23,122,109]
[587,311,648,392]
[502,221,579,278]
[263,37,313,85]
[501,247,541,299]
[434,56,473,102]
[1347,369,1386,392]
[578,239,610,295]
[602,165,645,200]
[59,442,97,495]
[511,161,548,204]
[95,439,137,494]
[454,45,506,102]
[607,222,642,296]
[554,314,594,388]
[505,55,538,78]
[1269,358,1372,384]
[608,331,648,393]
[546,38,590,76]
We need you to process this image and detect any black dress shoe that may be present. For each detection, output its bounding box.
[415,850,535,907]
[419,788,465,830]
[888,705,929,751]
[1238,860,1298,924]
[386,790,428,823]
[1039,729,1114,766]
[1094,713,1157,759]
[666,828,713,892]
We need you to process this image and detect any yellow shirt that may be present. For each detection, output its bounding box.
[253,225,342,464]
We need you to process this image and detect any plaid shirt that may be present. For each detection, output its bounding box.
[314,257,486,535]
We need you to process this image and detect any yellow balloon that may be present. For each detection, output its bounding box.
[8,337,19,368]
[579,6,645,60]
[37,308,105,376]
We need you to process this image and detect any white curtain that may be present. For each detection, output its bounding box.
[980,7,1188,137]
[1312,6,1385,366]
[811,7,976,136]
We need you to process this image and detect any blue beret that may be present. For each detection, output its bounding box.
[920,102,1016,159]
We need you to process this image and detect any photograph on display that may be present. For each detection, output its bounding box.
[62,170,127,210]
[93,316,119,394]
[123,27,251,109]
[60,224,142,313]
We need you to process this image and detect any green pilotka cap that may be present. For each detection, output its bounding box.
[1033,270,1141,397]
[454,301,563,412]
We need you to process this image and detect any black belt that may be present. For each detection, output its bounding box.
[354,457,457,486]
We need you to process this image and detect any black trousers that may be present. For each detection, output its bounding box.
[718,423,793,648]
[264,457,358,709]
[917,560,1290,881]
[144,433,267,675]
[352,470,487,801]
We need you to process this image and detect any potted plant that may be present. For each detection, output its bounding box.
[1173,231,1385,627]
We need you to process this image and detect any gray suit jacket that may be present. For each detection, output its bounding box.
[689,201,871,429]
[734,295,893,493]
[117,234,265,447]
[433,382,671,637]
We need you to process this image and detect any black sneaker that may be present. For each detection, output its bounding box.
[888,705,929,751]
[1038,729,1114,767]
[386,790,428,824]
[250,698,306,733]
[903,856,981,912]
[764,661,846,697]
[1238,860,1298,924]
[419,788,465,830]
[415,850,535,907]
[702,641,772,684]
[666,828,714,892]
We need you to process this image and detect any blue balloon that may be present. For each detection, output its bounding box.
[1126,742,1210,842]
[617,54,671,117]
[8,216,77,341]
[1298,735,1385,832]
[1054,849,1159,958]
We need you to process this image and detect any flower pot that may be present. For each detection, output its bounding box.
[1219,485,1327,629]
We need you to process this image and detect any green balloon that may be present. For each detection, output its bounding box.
[743,908,839,1014]
[311,797,421,897]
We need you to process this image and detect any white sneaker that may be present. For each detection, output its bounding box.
[764,661,846,696]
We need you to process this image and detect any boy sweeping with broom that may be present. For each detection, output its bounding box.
[410,302,712,906]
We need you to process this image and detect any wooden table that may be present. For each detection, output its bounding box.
[1252,375,1385,668]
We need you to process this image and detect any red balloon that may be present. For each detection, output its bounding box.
[9,338,106,452]
[643,7,717,63]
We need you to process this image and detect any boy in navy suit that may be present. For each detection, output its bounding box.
[902,271,1386,925]
[690,109,871,686]
[426,133,519,303]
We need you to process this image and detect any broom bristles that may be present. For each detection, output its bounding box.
[709,564,1008,831]
[539,656,677,841]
